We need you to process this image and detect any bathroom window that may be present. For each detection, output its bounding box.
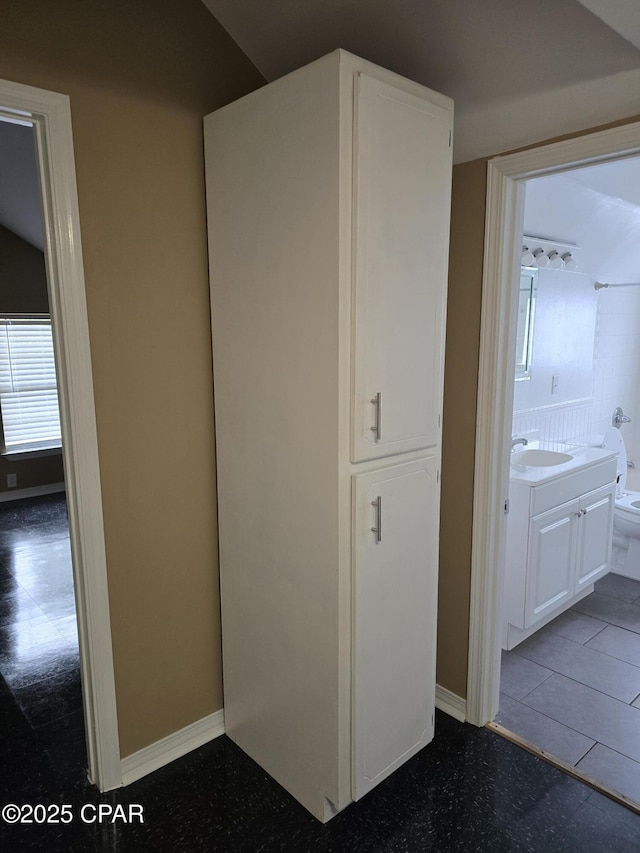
[0,315,62,455]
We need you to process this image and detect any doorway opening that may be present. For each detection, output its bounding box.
[0,77,120,790]
[468,121,640,808]
[0,113,85,782]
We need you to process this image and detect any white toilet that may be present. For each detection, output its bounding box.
[603,426,640,578]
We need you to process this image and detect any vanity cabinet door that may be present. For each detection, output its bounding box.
[352,457,438,800]
[351,73,452,463]
[575,484,615,591]
[525,502,577,628]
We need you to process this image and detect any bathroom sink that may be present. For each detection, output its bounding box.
[511,449,573,467]
[509,445,618,486]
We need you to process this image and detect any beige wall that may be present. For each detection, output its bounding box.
[437,114,640,700]
[4,0,637,758]
[438,159,487,698]
[0,226,65,492]
[0,0,264,757]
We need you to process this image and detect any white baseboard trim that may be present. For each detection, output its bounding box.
[121,708,225,786]
[0,482,65,503]
[435,684,467,723]
[120,691,464,786]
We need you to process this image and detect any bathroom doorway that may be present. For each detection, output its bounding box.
[467,120,640,807]
[494,157,640,804]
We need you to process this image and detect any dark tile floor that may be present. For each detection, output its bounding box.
[0,496,80,720]
[3,497,640,851]
[498,573,640,805]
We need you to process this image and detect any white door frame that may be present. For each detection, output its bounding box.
[466,119,640,727]
[0,78,121,789]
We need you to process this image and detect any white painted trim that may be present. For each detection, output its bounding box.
[3,445,63,461]
[466,163,525,727]
[467,120,640,728]
[0,78,121,790]
[435,684,466,723]
[0,482,65,502]
[121,710,225,786]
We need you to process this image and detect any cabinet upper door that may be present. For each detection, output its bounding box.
[353,457,438,800]
[352,73,452,463]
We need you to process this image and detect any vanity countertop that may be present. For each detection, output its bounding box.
[509,444,618,486]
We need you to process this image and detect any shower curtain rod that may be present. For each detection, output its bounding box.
[594,281,640,290]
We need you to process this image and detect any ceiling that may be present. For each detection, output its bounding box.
[524,156,640,282]
[4,3,640,252]
[202,0,640,163]
[576,0,640,52]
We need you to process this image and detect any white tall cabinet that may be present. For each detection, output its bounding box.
[204,50,453,822]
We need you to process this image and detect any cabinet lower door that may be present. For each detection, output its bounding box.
[353,457,438,800]
[525,503,577,628]
[575,484,615,591]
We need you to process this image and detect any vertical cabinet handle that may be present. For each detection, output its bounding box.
[370,392,381,441]
[371,496,382,543]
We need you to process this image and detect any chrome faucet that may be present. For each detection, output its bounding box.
[511,436,528,451]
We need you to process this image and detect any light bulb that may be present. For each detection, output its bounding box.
[561,252,577,271]
[548,250,563,269]
[521,246,535,266]
[532,248,548,267]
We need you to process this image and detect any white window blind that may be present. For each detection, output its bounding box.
[0,315,62,454]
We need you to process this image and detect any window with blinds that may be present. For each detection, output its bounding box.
[0,315,62,454]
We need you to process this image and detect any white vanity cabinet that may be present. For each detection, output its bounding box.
[204,50,452,821]
[505,453,616,649]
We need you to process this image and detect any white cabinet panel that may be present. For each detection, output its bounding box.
[525,504,576,628]
[576,484,615,591]
[353,457,438,799]
[352,74,451,463]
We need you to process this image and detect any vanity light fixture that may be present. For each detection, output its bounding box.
[522,236,580,271]
[521,246,535,266]
[532,248,548,267]
[547,250,564,269]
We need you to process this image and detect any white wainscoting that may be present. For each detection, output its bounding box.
[512,400,592,448]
